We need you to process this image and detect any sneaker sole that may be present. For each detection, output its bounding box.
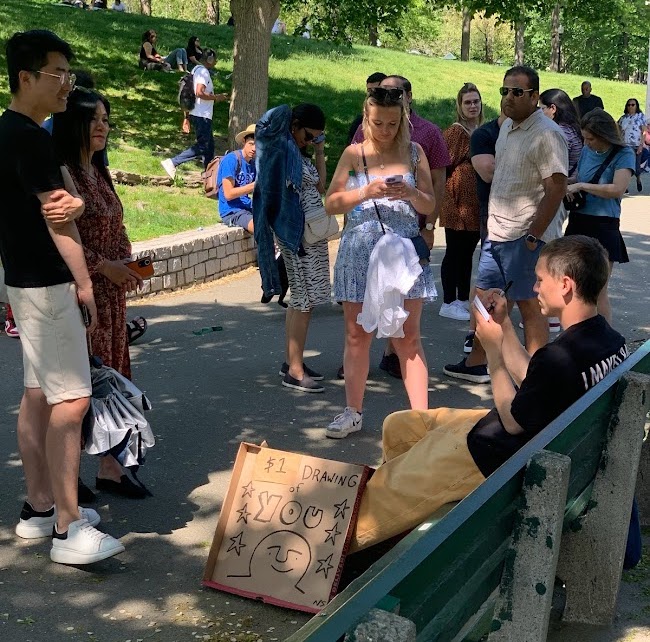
[16,510,100,539]
[438,310,470,321]
[278,369,324,381]
[463,345,473,354]
[281,380,324,393]
[443,367,490,384]
[50,542,125,565]
[325,425,362,439]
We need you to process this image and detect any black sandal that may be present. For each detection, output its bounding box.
[127,316,147,344]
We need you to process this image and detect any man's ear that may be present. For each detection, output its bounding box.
[561,275,574,296]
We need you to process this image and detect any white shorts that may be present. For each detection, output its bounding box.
[7,283,92,405]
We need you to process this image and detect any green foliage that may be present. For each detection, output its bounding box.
[121,0,232,24]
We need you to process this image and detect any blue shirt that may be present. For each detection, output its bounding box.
[217,151,255,216]
[576,145,635,218]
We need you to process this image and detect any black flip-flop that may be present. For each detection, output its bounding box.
[127,316,147,344]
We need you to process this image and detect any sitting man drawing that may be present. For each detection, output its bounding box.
[217,124,256,233]
[353,235,628,551]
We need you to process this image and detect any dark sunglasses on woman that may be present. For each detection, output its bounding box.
[367,87,404,103]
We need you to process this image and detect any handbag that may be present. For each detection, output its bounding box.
[563,147,619,212]
[360,147,430,264]
[303,212,339,245]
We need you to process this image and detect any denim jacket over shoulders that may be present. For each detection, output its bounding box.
[253,104,304,297]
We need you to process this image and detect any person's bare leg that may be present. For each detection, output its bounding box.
[17,387,53,511]
[287,308,312,380]
[97,455,124,482]
[597,263,614,324]
[343,302,373,411]
[383,338,395,357]
[391,299,428,410]
[246,219,254,234]
[47,397,89,532]
[518,298,549,355]
[284,307,293,363]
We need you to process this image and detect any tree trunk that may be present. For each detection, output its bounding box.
[461,5,472,62]
[229,0,280,148]
[139,0,151,15]
[619,32,629,81]
[514,20,525,65]
[368,20,379,47]
[549,2,560,72]
[207,0,219,24]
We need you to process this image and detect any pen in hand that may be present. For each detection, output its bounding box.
[487,280,514,313]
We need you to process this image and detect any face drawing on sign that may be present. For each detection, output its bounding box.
[227,530,312,594]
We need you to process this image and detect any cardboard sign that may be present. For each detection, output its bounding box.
[203,443,369,612]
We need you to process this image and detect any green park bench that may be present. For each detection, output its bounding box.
[287,339,650,642]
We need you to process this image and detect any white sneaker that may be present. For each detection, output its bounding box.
[439,301,470,321]
[326,407,363,439]
[549,317,561,333]
[161,158,176,179]
[50,519,125,565]
[457,300,470,311]
[15,502,100,539]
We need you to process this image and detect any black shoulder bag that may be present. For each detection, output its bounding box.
[360,147,431,264]
[563,147,619,212]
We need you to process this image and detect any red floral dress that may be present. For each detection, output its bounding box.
[69,166,132,379]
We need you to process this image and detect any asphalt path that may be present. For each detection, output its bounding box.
[0,186,648,642]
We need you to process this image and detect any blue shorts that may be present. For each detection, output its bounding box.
[490,236,544,301]
[221,209,253,230]
[475,239,506,292]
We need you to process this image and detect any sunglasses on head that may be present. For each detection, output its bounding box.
[499,86,534,97]
[368,87,404,103]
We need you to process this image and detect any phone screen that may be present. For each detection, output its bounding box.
[385,175,403,184]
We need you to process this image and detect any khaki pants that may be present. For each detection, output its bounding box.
[352,408,489,551]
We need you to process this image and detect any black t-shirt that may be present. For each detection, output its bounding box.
[573,94,604,118]
[0,110,72,287]
[467,315,627,477]
[469,118,500,223]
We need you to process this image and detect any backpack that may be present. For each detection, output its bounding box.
[202,150,242,200]
[178,71,196,111]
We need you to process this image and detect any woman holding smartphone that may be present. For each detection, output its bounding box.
[324,86,436,438]
[53,89,148,499]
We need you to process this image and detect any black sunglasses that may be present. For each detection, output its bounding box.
[626,103,637,107]
[303,129,315,142]
[368,87,404,102]
[499,87,534,97]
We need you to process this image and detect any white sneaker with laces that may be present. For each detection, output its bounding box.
[549,317,562,333]
[16,502,100,539]
[439,301,470,321]
[161,158,176,179]
[326,407,363,439]
[457,299,470,311]
[50,519,124,565]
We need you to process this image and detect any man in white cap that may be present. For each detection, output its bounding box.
[217,123,256,232]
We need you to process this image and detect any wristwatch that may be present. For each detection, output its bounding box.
[425,222,435,231]
[525,233,539,244]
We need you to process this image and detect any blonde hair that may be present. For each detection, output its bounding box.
[456,82,484,128]
[361,95,411,151]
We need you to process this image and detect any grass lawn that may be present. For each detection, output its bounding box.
[1,0,644,241]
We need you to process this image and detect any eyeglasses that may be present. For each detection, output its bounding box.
[626,103,636,107]
[303,129,315,142]
[462,99,481,106]
[33,70,76,88]
[368,87,404,103]
[499,87,534,97]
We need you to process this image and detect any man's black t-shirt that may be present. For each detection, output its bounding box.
[0,110,72,287]
[467,315,627,477]
[469,118,500,223]
[573,94,604,119]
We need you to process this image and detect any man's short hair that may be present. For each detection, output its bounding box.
[6,30,74,94]
[382,74,412,93]
[581,81,591,89]
[504,65,539,93]
[366,72,387,85]
[540,236,609,305]
[243,133,254,143]
[201,48,216,63]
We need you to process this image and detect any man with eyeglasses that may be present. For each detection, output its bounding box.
[573,81,604,119]
[486,66,567,360]
[0,30,125,564]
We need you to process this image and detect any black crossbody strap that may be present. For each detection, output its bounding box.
[589,147,620,185]
[360,146,386,235]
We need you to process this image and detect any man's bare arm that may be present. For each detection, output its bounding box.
[528,173,567,239]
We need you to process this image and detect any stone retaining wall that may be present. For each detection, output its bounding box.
[128,223,256,297]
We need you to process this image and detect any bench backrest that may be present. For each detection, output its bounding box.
[288,340,650,642]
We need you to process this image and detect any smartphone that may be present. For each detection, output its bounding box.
[126,256,154,278]
[312,132,326,144]
[80,303,91,328]
[385,175,403,184]
[473,295,490,321]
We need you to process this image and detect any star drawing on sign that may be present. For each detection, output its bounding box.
[333,499,350,520]
[236,503,251,524]
[227,531,246,556]
[315,553,334,579]
[241,481,254,499]
[324,522,341,545]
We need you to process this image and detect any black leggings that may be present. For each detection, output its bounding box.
[440,228,481,304]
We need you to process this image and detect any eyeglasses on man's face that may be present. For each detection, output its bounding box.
[33,69,76,89]
[368,87,404,103]
[499,86,534,98]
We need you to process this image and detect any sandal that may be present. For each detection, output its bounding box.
[127,316,147,344]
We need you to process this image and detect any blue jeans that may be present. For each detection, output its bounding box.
[491,236,544,301]
[164,48,188,69]
[171,116,214,170]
